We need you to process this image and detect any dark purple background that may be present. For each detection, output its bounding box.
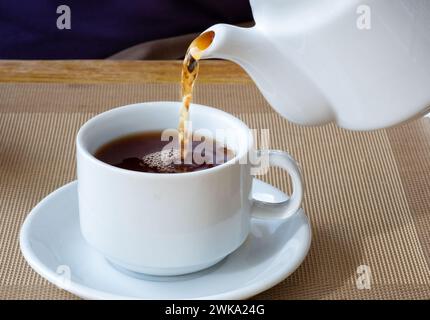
[0,0,252,59]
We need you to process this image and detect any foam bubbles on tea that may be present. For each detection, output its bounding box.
[140,149,180,173]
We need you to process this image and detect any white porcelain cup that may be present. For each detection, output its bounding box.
[76,102,303,276]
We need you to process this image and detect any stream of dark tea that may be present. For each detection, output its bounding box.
[179,31,215,160]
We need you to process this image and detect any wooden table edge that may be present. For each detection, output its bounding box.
[0,60,252,84]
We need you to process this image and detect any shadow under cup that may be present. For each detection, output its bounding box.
[76,101,253,276]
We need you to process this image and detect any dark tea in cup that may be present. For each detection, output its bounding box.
[94,130,235,174]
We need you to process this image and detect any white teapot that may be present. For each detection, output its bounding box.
[199,0,430,130]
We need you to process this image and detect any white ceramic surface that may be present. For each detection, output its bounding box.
[200,0,430,129]
[76,102,303,276]
[19,179,311,300]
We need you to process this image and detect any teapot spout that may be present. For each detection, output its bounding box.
[195,24,335,126]
[196,24,254,62]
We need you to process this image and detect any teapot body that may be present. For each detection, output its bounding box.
[202,0,430,129]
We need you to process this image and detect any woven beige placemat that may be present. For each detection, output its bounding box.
[1,83,430,300]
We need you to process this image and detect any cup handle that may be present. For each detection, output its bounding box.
[251,150,304,220]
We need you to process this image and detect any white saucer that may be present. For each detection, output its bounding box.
[19,179,311,300]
